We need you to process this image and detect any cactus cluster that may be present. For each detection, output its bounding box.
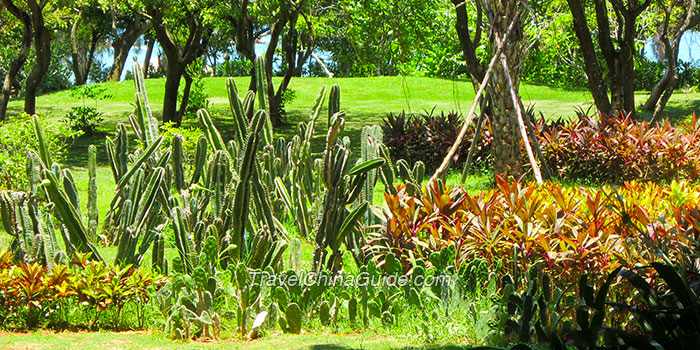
[0,116,103,265]
[156,265,222,340]
[313,89,385,273]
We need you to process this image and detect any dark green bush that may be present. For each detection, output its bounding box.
[381,110,491,172]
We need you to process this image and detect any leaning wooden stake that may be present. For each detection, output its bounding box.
[500,55,543,184]
[430,12,521,183]
[461,110,486,183]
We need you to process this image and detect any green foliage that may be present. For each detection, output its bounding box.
[382,110,490,173]
[0,251,166,331]
[64,106,104,135]
[0,117,75,190]
[63,83,111,135]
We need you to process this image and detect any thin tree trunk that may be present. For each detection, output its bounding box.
[142,37,155,77]
[643,0,699,115]
[177,71,193,122]
[163,62,186,125]
[70,16,86,85]
[108,41,131,82]
[566,0,612,115]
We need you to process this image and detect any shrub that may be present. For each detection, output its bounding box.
[381,110,491,173]
[63,84,110,134]
[64,106,104,135]
[366,178,700,289]
[0,251,166,330]
[538,115,700,183]
[384,111,700,183]
[0,116,76,189]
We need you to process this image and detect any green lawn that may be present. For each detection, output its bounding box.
[0,330,468,350]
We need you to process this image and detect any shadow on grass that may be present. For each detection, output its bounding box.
[307,345,472,350]
[638,100,700,124]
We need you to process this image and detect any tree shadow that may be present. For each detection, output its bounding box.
[307,345,472,350]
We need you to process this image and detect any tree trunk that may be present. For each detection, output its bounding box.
[0,11,31,121]
[71,21,99,85]
[451,0,485,87]
[643,0,699,115]
[162,62,186,126]
[108,40,132,82]
[24,7,51,116]
[264,22,286,127]
[177,71,193,122]
[567,0,611,115]
[487,0,524,179]
[643,56,675,111]
[142,37,155,77]
[107,15,149,82]
[621,19,637,115]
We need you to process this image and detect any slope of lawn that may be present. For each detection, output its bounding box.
[2,78,700,349]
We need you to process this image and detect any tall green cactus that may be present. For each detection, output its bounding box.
[358,125,383,226]
[328,84,340,127]
[87,145,98,240]
[42,169,102,261]
[314,99,384,272]
[231,110,267,260]
[114,167,165,267]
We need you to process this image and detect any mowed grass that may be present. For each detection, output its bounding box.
[0,330,463,350]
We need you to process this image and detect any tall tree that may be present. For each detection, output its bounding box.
[0,2,31,121]
[2,0,56,115]
[642,0,700,120]
[127,0,214,126]
[567,0,652,116]
[262,0,314,127]
[220,1,266,91]
[106,2,150,82]
[69,2,110,85]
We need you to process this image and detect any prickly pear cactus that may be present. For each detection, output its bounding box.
[319,301,331,326]
[285,302,302,334]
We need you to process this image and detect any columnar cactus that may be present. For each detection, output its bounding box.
[87,145,98,240]
[313,91,384,273]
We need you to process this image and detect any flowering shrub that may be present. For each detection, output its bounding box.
[366,178,700,287]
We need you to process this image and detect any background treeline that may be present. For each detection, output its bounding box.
[2,0,700,123]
